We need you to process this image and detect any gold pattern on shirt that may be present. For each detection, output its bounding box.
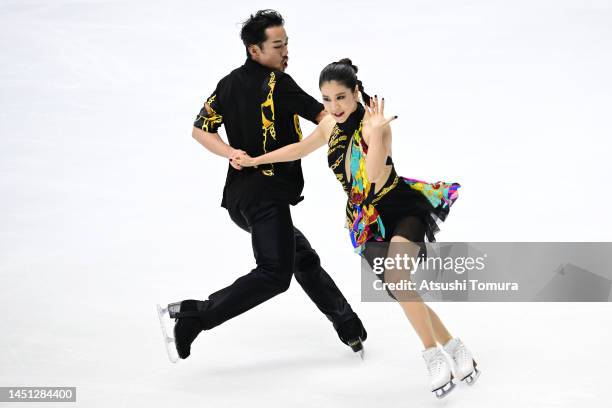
[197,94,223,132]
[293,114,303,141]
[261,73,277,176]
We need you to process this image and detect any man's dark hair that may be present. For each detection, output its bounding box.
[240,9,285,58]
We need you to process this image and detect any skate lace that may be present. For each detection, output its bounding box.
[452,343,471,366]
[427,354,445,376]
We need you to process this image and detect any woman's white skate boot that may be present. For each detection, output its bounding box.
[443,338,481,386]
[422,346,456,399]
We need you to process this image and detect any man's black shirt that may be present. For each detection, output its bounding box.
[194,58,324,210]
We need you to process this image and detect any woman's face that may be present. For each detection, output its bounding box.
[320,81,359,123]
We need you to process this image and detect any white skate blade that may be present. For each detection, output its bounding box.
[348,338,365,361]
[433,380,456,399]
[156,304,179,364]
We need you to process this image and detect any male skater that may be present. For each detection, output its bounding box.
[159,9,366,361]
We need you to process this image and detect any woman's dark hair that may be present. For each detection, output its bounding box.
[318,58,371,105]
[240,9,285,58]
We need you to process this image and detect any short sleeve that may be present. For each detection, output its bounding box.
[194,90,224,133]
[276,74,324,124]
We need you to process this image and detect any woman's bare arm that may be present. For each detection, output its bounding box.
[235,116,334,167]
[363,96,397,182]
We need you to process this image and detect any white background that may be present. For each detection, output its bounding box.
[1,0,611,406]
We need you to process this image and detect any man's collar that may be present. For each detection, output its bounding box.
[244,58,272,73]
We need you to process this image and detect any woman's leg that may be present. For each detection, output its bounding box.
[386,238,455,346]
[382,215,455,346]
[384,235,437,348]
[425,305,453,346]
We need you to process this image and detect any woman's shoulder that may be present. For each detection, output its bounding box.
[318,114,337,141]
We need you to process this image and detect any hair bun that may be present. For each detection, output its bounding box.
[336,58,358,73]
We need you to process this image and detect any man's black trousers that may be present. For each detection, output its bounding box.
[194,200,359,332]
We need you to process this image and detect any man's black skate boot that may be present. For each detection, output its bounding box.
[167,299,205,359]
[335,316,367,356]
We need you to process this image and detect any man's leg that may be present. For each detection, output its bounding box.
[171,201,296,358]
[292,227,367,346]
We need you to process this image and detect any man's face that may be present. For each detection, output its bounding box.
[249,25,289,71]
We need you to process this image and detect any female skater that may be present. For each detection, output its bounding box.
[234,59,480,399]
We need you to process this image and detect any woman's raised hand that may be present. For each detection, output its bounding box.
[364,95,398,131]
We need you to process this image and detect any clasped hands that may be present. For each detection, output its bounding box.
[228,149,256,170]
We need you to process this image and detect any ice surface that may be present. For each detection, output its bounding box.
[1,1,611,406]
